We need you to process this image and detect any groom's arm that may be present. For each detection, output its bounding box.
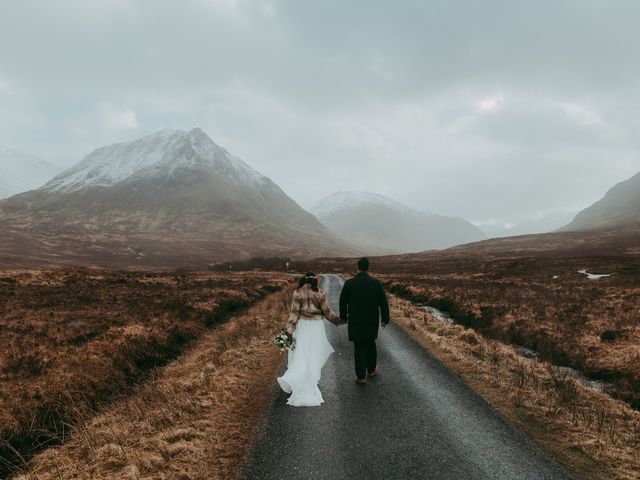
[339,281,349,323]
[378,282,390,326]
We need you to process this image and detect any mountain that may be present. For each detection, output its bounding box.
[0,145,60,198]
[477,211,578,238]
[562,171,640,231]
[0,128,359,268]
[311,191,486,254]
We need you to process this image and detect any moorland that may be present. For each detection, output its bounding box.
[295,227,640,408]
[0,269,289,476]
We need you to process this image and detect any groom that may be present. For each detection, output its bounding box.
[339,257,390,384]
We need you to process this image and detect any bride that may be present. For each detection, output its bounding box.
[277,272,341,407]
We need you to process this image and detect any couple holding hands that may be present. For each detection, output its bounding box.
[276,257,390,407]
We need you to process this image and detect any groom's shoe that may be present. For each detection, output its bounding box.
[367,369,379,378]
[356,378,367,385]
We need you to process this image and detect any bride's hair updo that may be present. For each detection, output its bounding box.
[298,272,319,292]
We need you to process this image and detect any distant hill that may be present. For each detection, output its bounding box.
[0,145,60,198]
[311,191,486,254]
[0,128,359,268]
[478,211,578,238]
[562,171,640,231]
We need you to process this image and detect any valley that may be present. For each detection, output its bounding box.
[312,191,486,253]
[3,3,640,478]
[1,132,639,479]
[295,226,640,410]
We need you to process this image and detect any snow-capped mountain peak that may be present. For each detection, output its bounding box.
[311,191,416,219]
[43,128,267,192]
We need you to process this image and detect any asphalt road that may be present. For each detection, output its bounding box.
[244,274,575,480]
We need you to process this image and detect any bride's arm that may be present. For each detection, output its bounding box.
[286,290,301,333]
[318,291,340,325]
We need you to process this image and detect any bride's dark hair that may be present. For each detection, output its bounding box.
[298,272,319,292]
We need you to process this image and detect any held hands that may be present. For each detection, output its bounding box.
[334,316,347,326]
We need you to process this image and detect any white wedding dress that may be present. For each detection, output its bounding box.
[277,318,334,407]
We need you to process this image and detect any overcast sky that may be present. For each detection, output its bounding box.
[1,0,639,224]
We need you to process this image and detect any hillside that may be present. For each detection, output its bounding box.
[312,191,486,254]
[0,129,358,268]
[562,171,640,231]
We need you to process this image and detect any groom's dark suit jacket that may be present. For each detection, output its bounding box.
[339,272,390,343]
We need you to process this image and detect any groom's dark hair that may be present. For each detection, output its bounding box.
[357,257,370,272]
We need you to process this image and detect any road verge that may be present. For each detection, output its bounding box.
[389,294,640,480]
[12,286,292,480]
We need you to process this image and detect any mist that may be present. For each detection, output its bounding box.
[1,0,639,227]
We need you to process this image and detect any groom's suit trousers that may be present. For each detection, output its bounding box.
[354,341,377,379]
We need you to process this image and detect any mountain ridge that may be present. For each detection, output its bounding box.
[44,128,267,193]
[0,128,360,268]
[561,170,640,231]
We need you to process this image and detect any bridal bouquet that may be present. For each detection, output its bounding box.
[275,330,295,351]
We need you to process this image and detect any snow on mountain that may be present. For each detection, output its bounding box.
[312,191,486,253]
[0,128,360,267]
[0,145,60,198]
[44,128,266,192]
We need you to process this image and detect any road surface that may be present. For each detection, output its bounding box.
[244,274,575,480]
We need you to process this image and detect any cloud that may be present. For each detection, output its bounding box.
[0,75,11,96]
[559,103,602,127]
[1,0,639,222]
[261,1,276,18]
[476,95,503,112]
[466,93,612,149]
[197,0,242,14]
[97,103,139,130]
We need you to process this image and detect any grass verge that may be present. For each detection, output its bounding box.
[390,295,640,480]
[0,270,287,476]
[380,258,640,410]
[10,284,292,480]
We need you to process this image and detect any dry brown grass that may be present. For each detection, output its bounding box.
[390,295,640,480]
[0,269,289,476]
[10,283,293,480]
[381,256,640,409]
[294,231,640,409]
